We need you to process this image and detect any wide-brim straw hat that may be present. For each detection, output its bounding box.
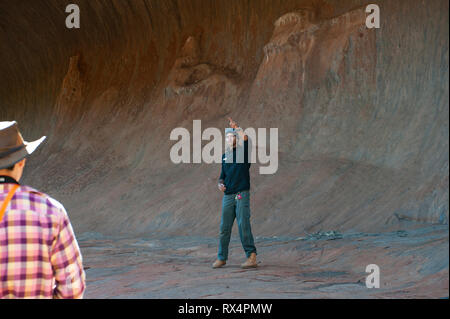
[0,121,46,169]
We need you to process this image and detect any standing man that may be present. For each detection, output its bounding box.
[0,121,85,298]
[213,117,257,269]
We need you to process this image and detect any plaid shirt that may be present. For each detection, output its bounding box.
[0,183,85,299]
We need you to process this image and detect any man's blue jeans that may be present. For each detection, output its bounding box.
[218,190,257,261]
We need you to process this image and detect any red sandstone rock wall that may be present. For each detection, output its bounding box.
[0,0,448,237]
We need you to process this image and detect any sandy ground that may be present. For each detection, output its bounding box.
[79,225,448,299]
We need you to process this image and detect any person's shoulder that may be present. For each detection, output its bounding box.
[20,185,68,217]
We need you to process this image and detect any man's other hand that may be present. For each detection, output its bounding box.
[218,183,226,192]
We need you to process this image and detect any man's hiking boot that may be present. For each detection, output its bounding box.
[241,253,257,269]
[212,259,226,269]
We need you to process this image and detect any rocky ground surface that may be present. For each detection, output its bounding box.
[79,225,448,298]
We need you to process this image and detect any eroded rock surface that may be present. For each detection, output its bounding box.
[0,0,448,298]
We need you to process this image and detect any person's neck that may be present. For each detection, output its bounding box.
[0,171,20,182]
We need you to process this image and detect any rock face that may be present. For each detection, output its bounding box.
[0,0,448,245]
[0,0,448,299]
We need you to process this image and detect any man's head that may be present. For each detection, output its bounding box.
[225,128,237,148]
[0,158,26,182]
[0,121,46,182]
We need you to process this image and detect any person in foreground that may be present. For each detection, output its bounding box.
[0,121,85,299]
[213,117,258,269]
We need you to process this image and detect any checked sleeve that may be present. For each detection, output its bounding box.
[50,208,86,299]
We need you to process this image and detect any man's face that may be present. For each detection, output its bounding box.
[226,133,236,147]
